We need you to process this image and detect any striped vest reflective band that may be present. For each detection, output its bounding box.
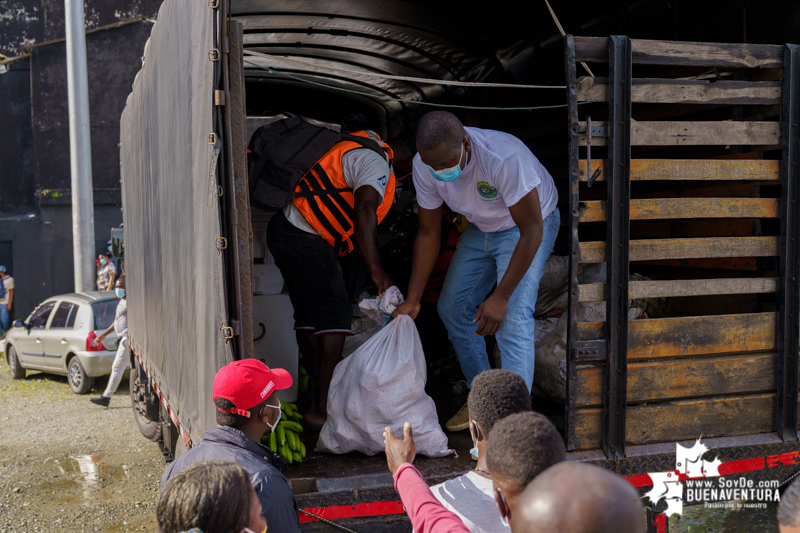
[292,131,396,257]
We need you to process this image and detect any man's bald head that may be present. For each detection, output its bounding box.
[779,477,800,533]
[416,111,465,151]
[512,462,644,533]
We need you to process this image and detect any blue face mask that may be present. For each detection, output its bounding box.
[108,245,113,253]
[115,288,125,298]
[100,258,107,266]
[429,143,464,182]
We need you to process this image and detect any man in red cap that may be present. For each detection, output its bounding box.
[160,359,299,533]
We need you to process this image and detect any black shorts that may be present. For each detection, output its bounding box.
[266,210,352,334]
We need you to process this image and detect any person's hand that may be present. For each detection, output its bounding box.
[473,293,508,336]
[371,268,393,297]
[384,422,416,474]
[392,300,421,320]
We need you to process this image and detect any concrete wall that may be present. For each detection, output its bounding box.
[0,20,151,319]
[0,0,161,57]
[30,21,153,190]
[0,58,36,214]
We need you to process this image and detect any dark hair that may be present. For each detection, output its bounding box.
[467,369,531,436]
[416,111,465,150]
[157,460,253,533]
[340,110,373,133]
[214,396,270,429]
[486,412,566,490]
[116,277,126,289]
[779,477,800,526]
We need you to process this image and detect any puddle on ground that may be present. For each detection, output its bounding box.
[38,454,129,506]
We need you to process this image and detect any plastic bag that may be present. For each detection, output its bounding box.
[357,286,404,323]
[316,292,452,457]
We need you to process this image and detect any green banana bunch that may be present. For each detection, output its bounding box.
[261,400,307,464]
[298,364,311,394]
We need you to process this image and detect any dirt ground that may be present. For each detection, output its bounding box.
[0,356,165,533]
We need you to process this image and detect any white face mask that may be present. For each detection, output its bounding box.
[261,402,281,433]
[245,527,267,533]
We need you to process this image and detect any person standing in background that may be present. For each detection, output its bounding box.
[0,266,14,336]
[107,239,123,278]
[96,251,117,291]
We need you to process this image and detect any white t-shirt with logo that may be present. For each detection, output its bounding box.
[412,127,557,233]
[284,131,391,234]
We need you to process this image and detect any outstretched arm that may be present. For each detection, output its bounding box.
[392,207,442,320]
[385,423,470,533]
[353,186,393,296]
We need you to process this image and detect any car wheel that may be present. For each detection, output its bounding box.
[130,358,161,441]
[68,356,94,394]
[7,345,25,379]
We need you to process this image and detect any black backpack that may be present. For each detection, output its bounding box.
[247,117,387,213]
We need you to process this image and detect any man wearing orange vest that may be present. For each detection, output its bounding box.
[267,126,412,428]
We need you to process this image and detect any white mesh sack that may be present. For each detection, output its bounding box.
[316,288,452,457]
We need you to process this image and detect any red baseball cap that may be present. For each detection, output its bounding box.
[213,359,292,417]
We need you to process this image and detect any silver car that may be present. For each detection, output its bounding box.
[3,292,127,394]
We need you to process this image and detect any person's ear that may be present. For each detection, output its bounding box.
[470,420,484,443]
[464,135,472,153]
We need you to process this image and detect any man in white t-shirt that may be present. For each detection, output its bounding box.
[267,129,412,427]
[394,111,560,430]
[0,266,14,335]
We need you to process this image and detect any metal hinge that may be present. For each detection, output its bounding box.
[214,90,226,106]
[572,339,607,362]
[222,37,230,54]
[580,123,608,137]
[215,237,228,250]
[231,319,242,336]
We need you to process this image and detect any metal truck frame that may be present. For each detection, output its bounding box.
[120,1,800,529]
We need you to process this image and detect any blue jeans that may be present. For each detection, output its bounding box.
[437,208,560,392]
[0,305,10,335]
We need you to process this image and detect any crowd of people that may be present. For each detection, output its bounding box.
[150,361,647,533]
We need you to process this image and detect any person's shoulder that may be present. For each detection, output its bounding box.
[250,461,290,493]
[469,128,528,158]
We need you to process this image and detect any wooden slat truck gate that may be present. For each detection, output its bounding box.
[563,34,800,509]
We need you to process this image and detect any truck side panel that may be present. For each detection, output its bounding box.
[120,0,232,445]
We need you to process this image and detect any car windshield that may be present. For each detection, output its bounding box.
[91,299,118,330]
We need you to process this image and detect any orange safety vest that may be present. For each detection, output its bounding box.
[292,131,396,257]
